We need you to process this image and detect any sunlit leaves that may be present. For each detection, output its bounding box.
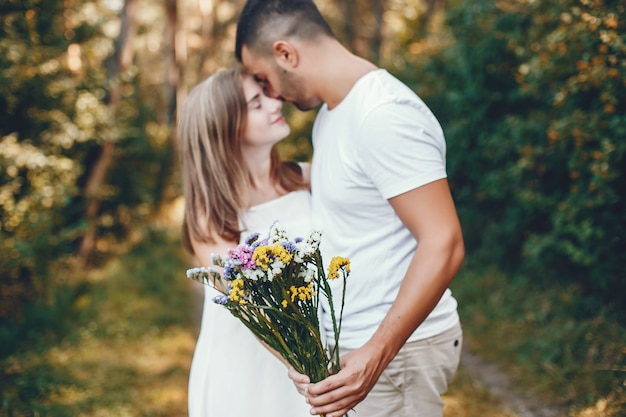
[0,0,132,319]
[0,134,79,228]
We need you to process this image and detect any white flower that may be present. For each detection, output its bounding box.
[308,230,322,249]
[298,267,316,283]
[210,253,223,266]
[269,260,285,279]
[186,266,219,278]
[243,268,265,281]
[268,222,289,244]
[186,266,222,286]
[293,249,304,263]
[295,230,321,259]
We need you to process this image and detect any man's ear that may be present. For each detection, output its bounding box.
[272,40,299,69]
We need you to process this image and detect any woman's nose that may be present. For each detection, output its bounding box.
[270,98,283,113]
[267,96,282,112]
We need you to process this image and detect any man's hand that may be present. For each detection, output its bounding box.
[305,343,389,417]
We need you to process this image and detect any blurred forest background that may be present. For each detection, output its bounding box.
[1,0,624,416]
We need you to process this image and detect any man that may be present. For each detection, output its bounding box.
[235,1,465,417]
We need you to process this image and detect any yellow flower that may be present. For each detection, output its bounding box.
[274,244,293,264]
[230,279,247,305]
[288,283,316,303]
[327,256,350,280]
[252,246,272,270]
[281,300,288,308]
[253,243,293,270]
[299,283,316,301]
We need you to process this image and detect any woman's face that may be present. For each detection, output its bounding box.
[241,74,290,149]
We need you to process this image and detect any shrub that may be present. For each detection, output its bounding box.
[406,0,626,310]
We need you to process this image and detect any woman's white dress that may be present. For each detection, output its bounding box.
[188,190,313,417]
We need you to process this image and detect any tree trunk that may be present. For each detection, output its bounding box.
[77,0,138,263]
[156,0,183,208]
[163,0,182,130]
[197,0,217,77]
[419,0,439,35]
[339,0,356,51]
[370,0,384,65]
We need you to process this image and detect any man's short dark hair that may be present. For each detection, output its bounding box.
[235,0,334,62]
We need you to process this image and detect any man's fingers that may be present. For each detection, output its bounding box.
[308,391,359,417]
[306,372,346,396]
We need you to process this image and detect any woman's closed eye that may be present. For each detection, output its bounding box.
[247,95,262,109]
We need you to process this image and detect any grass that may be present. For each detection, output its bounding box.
[2,226,623,417]
[0,227,198,417]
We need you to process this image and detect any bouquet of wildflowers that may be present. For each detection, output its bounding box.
[186,223,349,384]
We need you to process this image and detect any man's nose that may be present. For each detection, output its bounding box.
[265,84,280,100]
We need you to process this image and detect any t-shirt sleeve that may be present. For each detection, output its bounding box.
[357,100,448,199]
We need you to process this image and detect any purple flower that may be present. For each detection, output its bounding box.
[282,241,297,253]
[223,262,236,279]
[212,295,230,305]
[251,238,268,249]
[244,232,261,245]
[294,237,303,243]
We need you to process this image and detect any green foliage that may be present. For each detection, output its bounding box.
[452,264,626,415]
[0,0,97,318]
[408,0,626,308]
[0,1,175,320]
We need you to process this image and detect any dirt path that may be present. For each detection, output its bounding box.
[461,348,567,417]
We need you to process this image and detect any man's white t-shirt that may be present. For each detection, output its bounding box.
[311,69,459,350]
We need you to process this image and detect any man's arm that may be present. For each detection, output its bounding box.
[303,178,465,417]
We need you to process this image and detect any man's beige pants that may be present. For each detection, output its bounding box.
[344,321,463,417]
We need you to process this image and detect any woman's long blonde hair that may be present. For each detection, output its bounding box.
[178,66,307,254]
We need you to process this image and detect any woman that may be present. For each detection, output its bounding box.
[178,66,312,417]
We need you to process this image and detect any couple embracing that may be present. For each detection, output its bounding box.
[179,1,465,417]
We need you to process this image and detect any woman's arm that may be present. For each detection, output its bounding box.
[190,229,236,292]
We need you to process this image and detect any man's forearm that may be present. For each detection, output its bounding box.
[364,234,465,364]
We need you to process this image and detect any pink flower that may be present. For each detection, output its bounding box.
[228,244,256,270]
